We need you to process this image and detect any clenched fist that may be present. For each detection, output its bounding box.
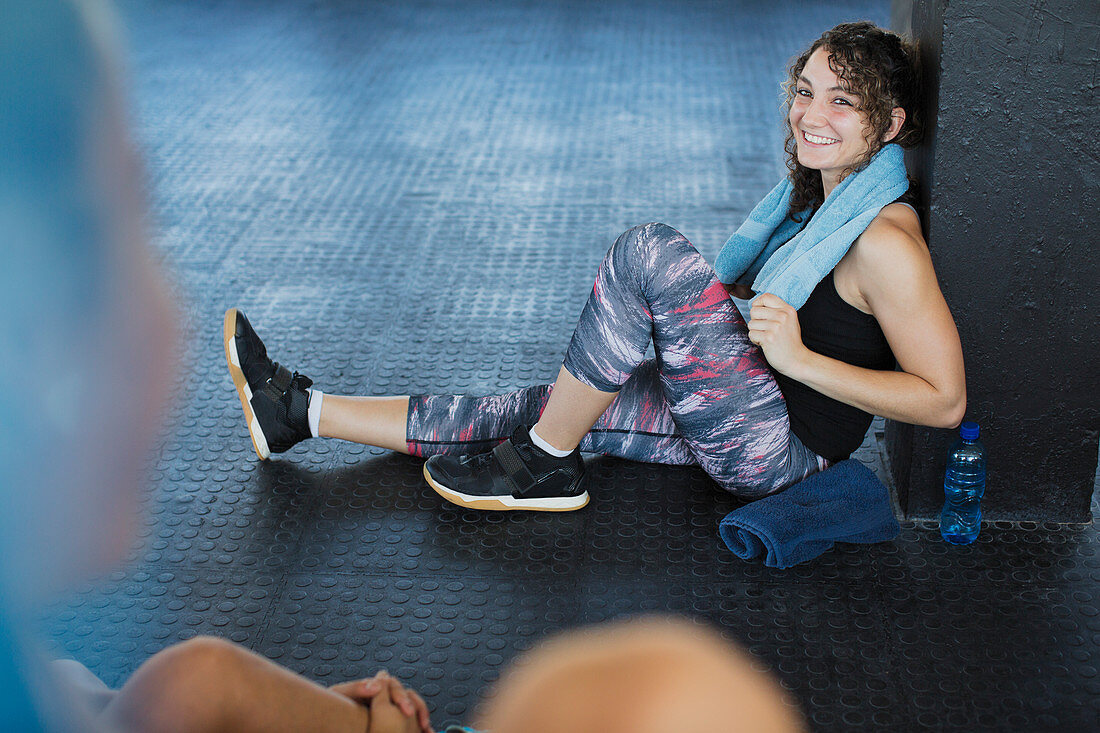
[747,293,808,376]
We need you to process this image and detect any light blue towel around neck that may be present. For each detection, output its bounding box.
[713,143,909,310]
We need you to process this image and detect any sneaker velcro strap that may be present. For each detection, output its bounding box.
[263,365,294,402]
[270,365,293,391]
[285,384,310,432]
[492,440,537,496]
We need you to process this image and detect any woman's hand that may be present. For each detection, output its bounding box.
[330,670,433,733]
[747,293,808,376]
[366,680,422,733]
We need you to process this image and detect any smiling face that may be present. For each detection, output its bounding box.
[788,47,879,195]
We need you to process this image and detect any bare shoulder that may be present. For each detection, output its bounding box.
[849,204,933,286]
[831,203,941,315]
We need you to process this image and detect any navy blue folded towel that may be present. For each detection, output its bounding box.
[718,459,900,569]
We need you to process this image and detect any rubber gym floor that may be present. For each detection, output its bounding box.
[42,1,1100,730]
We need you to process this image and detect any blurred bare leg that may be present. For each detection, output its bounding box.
[100,637,371,733]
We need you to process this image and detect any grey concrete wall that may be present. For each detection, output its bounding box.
[889,0,1099,521]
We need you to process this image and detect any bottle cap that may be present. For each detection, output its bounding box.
[959,421,979,440]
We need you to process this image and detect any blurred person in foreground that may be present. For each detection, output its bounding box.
[0,2,803,732]
[472,615,806,733]
[1,1,429,731]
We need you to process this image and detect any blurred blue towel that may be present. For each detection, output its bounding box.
[718,459,900,569]
[713,143,909,309]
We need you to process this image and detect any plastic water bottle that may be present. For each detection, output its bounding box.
[940,421,986,544]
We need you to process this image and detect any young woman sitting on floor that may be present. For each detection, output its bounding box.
[225,21,965,512]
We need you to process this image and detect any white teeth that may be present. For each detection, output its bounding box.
[803,131,838,145]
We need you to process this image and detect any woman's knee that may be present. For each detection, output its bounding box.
[602,224,686,290]
[153,635,245,682]
[109,636,245,732]
[607,223,694,280]
[614,222,687,256]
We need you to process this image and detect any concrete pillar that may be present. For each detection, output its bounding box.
[888,0,1098,520]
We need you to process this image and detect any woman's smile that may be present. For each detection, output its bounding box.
[800,130,840,146]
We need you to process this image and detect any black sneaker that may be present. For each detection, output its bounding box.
[423,426,588,511]
[223,308,313,459]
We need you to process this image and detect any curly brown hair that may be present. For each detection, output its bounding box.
[783,22,922,221]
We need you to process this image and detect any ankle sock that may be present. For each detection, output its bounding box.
[307,389,324,438]
[529,425,573,458]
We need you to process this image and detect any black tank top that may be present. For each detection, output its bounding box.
[773,271,896,462]
[772,187,916,462]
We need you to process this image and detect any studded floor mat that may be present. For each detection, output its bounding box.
[41,1,1099,730]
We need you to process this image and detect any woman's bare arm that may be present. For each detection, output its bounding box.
[748,215,966,428]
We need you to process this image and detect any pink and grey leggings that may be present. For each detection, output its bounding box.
[406,223,824,499]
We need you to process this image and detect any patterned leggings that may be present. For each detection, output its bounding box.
[406,223,823,498]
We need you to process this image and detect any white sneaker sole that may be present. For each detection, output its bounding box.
[223,308,271,461]
[422,464,589,511]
